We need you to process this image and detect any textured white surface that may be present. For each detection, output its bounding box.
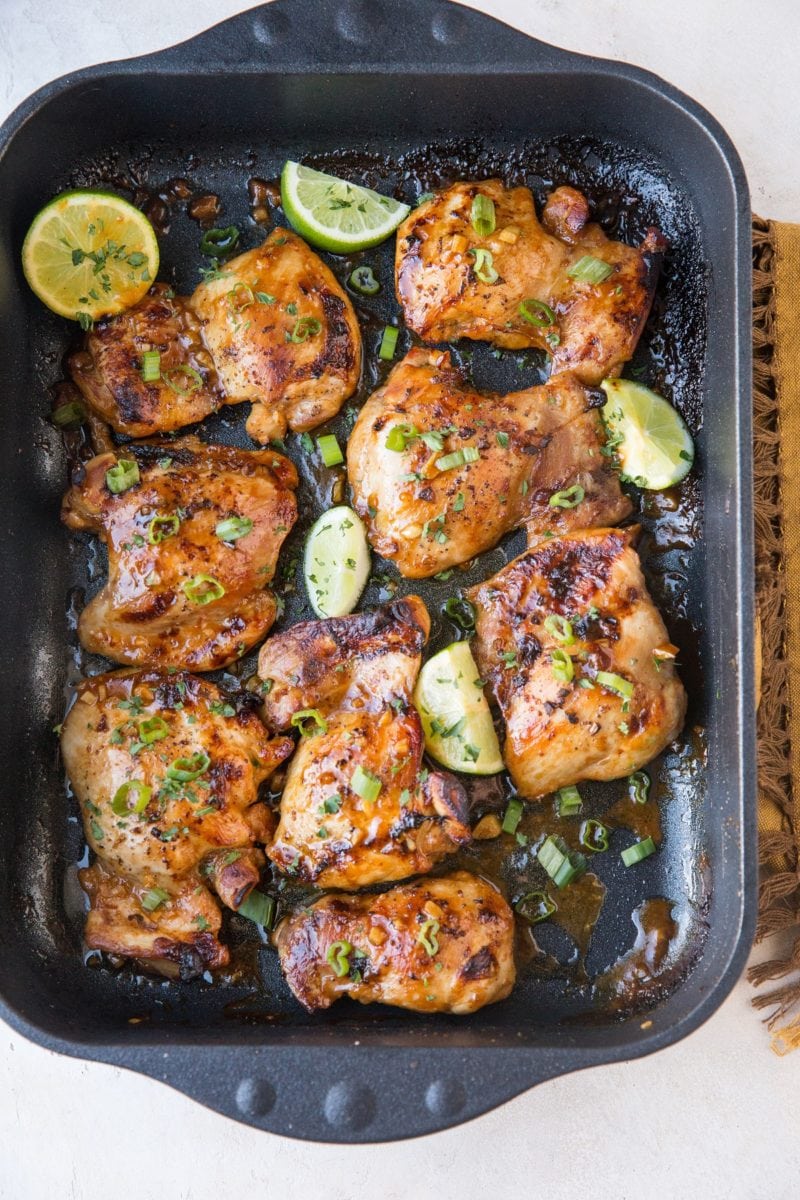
[1,2,798,1197]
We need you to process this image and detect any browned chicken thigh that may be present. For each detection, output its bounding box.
[61,669,292,976]
[62,437,297,671]
[190,228,361,442]
[275,870,515,1014]
[257,597,471,888]
[396,180,666,384]
[347,347,631,577]
[469,527,686,797]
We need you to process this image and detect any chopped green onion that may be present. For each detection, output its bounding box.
[435,446,479,472]
[417,918,440,956]
[111,779,151,817]
[106,459,140,495]
[147,513,180,544]
[51,399,87,428]
[226,282,254,314]
[286,316,322,343]
[237,890,276,929]
[515,891,557,925]
[544,614,574,645]
[496,431,510,448]
[443,596,476,631]
[385,422,419,452]
[379,325,399,360]
[348,265,380,295]
[628,771,651,804]
[519,298,556,327]
[182,574,225,605]
[162,365,203,396]
[138,350,160,383]
[215,515,253,542]
[317,434,344,467]
[596,671,634,699]
[141,887,170,912]
[166,751,210,782]
[326,939,353,977]
[548,484,585,509]
[351,764,381,803]
[579,819,610,853]
[502,797,524,834]
[199,225,240,258]
[138,716,169,744]
[556,785,582,817]
[550,649,574,684]
[416,191,435,206]
[291,708,328,737]
[468,247,499,284]
[537,834,587,888]
[566,255,613,284]
[470,193,496,237]
[621,836,657,867]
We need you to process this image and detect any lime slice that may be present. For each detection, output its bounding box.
[22,190,159,323]
[414,641,504,776]
[601,378,694,490]
[281,161,410,254]
[304,506,370,618]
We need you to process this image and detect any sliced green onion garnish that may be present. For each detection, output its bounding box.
[162,365,203,396]
[621,836,657,867]
[470,193,496,237]
[596,671,634,699]
[556,785,582,817]
[166,751,210,782]
[52,399,87,428]
[140,350,161,383]
[468,247,499,284]
[579,819,610,853]
[348,265,380,295]
[199,225,240,258]
[443,596,476,631]
[566,255,613,284]
[351,764,381,803]
[106,459,140,495]
[385,422,419,452]
[515,891,557,925]
[147,513,180,544]
[141,887,170,912]
[550,649,574,684]
[435,446,480,472]
[417,918,440,956]
[111,779,151,816]
[237,890,276,929]
[537,834,587,889]
[544,614,574,645]
[215,515,253,542]
[628,771,651,804]
[502,797,524,834]
[317,434,344,467]
[138,716,169,745]
[326,940,353,977]
[182,574,225,605]
[291,708,328,737]
[379,325,399,360]
[548,484,585,509]
[519,298,556,327]
[286,316,322,343]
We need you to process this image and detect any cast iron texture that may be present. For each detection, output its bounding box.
[0,0,755,1142]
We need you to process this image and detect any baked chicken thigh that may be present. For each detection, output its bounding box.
[275,870,515,1013]
[396,180,666,384]
[468,527,686,797]
[347,347,631,577]
[257,596,471,888]
[62,437,297,671]
[61,669,292,976]
[190,228,361,442]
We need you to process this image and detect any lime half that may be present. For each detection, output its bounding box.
[304,506,370,618]
[601,378,694,490]
[22,190,159,323]
[281,161,410,254]
[414,641,504,776]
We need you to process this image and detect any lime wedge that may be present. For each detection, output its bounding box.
[304,506,370,618]
[22,190,159,323]
[414,641,504,776]
[281,161,410,254]
[601,378,694,490]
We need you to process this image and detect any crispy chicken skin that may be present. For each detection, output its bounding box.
[396,180,666,384]
[347,348,631,577]
[469,528,686,797]
[67,283,222,437]
[189,228,361,442]
[62,437,297,671]
[274,871,515,1013]
[257,597,471,888]
[61,669,292,976]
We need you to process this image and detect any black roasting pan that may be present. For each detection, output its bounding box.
[0,0,755,1142]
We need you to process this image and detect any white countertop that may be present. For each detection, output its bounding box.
[1,2,797,1196]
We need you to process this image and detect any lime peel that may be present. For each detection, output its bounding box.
[281,161,410,254]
